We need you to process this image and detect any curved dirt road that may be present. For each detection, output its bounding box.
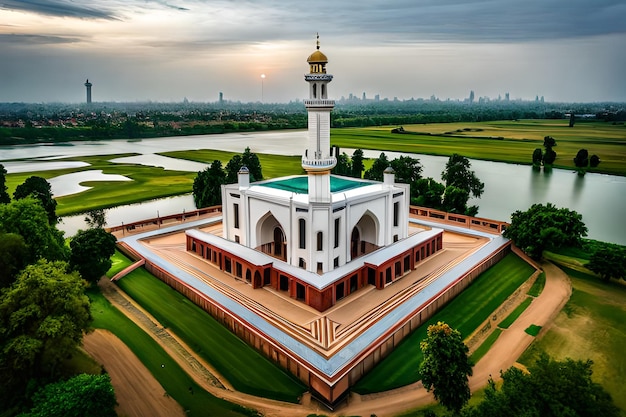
[84,261,571,417]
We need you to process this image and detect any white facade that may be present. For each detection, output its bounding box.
[221,38,411,275]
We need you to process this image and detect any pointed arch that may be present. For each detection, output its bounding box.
[256,211,287,261]
[350,210,380,259]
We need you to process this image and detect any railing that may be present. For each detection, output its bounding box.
[106,205,222,234]
[409,205,509,233]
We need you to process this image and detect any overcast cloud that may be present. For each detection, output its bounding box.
[1,0,625,102]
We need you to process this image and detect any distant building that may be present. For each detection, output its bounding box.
[84,79,93,104]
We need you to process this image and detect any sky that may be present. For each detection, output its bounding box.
[1,0,625,104]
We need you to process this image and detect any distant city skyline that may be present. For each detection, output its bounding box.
[1,0,625,103]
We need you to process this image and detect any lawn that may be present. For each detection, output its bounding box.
[114,264,306,403]
[159,149,304,179]
[354,252,535,393]
[5,154,196,216]
[88,288,258,417]
[518,267,626,413]
[330,120,626,176]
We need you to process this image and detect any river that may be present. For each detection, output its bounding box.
[1,130,624,245]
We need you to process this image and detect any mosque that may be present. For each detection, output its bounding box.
[118,37,511,408]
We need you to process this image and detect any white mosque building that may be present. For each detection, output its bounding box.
[186,37,443,311]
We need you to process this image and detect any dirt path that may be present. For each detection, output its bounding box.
[85,261,571,417]
[83,330,185,417]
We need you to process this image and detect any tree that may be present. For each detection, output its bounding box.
[414,178,445,209]
[13,176,57,224]
[350,149,365,178]
[420,321,473,414]
[0,260,92,406]
[69,228,117,285]
[465,354,620,417]
[543,135,557,148]
[586,247,626,281]
[590,154,601,168]
[441,154,484,198]
[503,203,587,259]
[224,154,243,183]
[574,148,589,168]
[241,147,263,182]
[84,208,106,229]
[543,148,557,165]
[0,232,28,289]
[364,152,389,181]
[0,198,67,263]
[532,148,543,167]
[22,373,117,417]
[225,147,263,183]
[0,163,10,204]
[390,155,422,194]
[192,160,226,208]
[332,152,351,176]
[442,186,470,214]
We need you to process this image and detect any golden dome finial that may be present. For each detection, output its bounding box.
[316,32,320,50]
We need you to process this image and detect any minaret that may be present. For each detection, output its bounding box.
[84,79,93,104]
[303,34,335,203]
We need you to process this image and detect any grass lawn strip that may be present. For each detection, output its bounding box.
[526,272,545,297]
[353,252,535,394]
[330,120,626,176]
[524,324,542,336]
[519,266,626,412]
[470,328,503,364]
[115,267,306,402]
[498,297,533,329]
[88,288,255,417]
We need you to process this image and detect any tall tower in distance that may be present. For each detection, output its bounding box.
[303,34,336,203]
[84,79,93,104]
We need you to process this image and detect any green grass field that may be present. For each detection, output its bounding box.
[115,266,306,403]
[88,288,258,417]
[353,252,535,393]
[330,120,626,176]
[470,328,503,364]
[518,267,626,413]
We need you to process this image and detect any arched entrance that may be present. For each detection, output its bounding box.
[256,211,287,261]
[351,212,379,259]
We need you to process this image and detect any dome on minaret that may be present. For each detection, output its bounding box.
[307,33,328,74]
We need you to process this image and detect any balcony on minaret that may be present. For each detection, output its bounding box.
[304,99,335,108]
[302,148,337,171]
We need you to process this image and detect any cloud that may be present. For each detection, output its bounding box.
[0,33,82,45]
[0,0,116,19]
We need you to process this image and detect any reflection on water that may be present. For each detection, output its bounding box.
[2,160,89,173]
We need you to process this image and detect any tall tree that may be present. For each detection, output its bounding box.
[441,154,484,198]
[420,321,473,414]
[13,176,57,224]
[192,160,226,208]
[0,260,92,406]
[0,197,67,263]
[350,149,365,178]
[364,152,389,181]
[390,155,422,189]
[241,146,263,182]
[0,163,10,204]
[442,186,470,214]
[69,228,117,285]
[504,203,587,259]
[465,355,620,417]
[22,373,117,417]
[224,154,243,183]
